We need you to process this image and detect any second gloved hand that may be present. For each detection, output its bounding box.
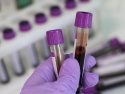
[20,54,98,94]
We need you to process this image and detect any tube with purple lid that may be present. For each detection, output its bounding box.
[0,59,10,83]
[90,38,122,58]
[34,13,50,59]
[64,0,77,45]
[96,43,125,67]
[73,11,93,93]
[50,5,68,51]
[46,29,65,77]
[2,28,25,76]
[19,20,39,67]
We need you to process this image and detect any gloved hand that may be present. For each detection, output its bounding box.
[20,54,98,94]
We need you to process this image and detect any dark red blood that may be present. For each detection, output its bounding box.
[75,46,86,90]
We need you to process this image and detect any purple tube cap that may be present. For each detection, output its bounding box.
[35,13,47,24]
[50,5,62,16]
[80,0,90,2]
[46,29,64,46]
[75,11,93,28]
[65,0,76,9]
[3,28,16,40]
[109,38,121,48]
[19,20,31,32]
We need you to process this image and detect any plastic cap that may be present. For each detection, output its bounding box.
[109,38,121,47]
[3,28,15,40]
[35,13,47,24]
[46,29,64,46]
[65,0,76,9]
[50,5,62,16]
[75,11,93,28]
[19,20,31,32]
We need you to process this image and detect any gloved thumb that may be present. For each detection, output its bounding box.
[55,58,80,93]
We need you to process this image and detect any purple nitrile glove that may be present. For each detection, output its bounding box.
[20,54,98,94]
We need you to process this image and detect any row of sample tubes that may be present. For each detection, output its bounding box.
[88,38,125,92]
[0,0,92,17]
[0,0,94,84]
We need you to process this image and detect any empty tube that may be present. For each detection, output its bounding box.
[0,59,10,83]
[65,0,77,45]
[46,29,65,77]
[19,20,39,67]
[73,12,93,93]
[96,43,125,67]
[3,28,25,75]
[34,12,49,59]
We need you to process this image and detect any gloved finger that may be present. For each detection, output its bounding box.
[69,53,96,69]
[22,57,56,88]
[83,71,99,88]
[53,58,80,93]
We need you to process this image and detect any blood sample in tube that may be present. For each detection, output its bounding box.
[73,12,93,93]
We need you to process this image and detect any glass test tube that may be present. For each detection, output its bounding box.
[73,12,93,93]
[65,0,77,45]
[3,28,25,75]
[96,43,125,67]
[19,20,39,67]
[0,59,10,83]
[46,29,65,77]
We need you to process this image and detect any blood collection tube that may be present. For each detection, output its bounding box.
[3,28,25,75]
[96,74,125,91]
[73,12,93,93]
[50,5,68,51]
[19,20,39,67]
[46,29,65,77]
[0,59,10,83]
[34,13,50,59]
[65,0,77,45]
[95,43,125,67]
[90,38,122,58]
